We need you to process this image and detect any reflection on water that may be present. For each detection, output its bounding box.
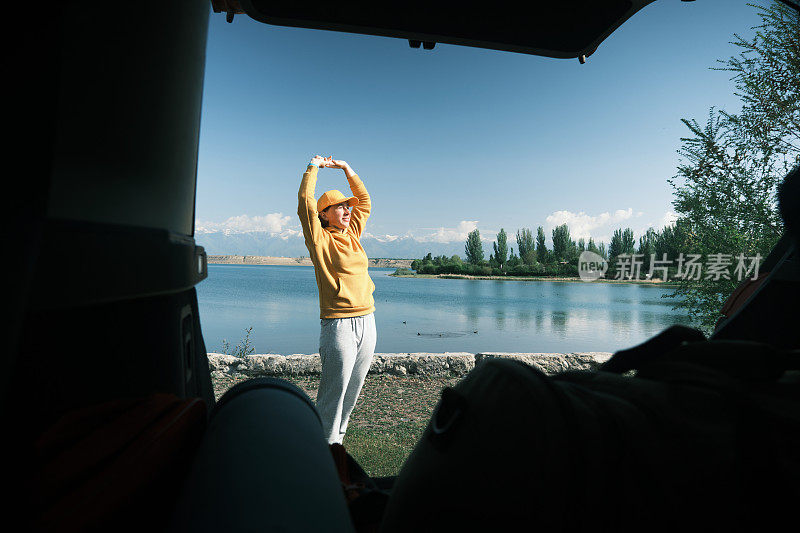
[495,310,506,331]
[532,310,542,332]
[610,308,635,333]
[493,281,507,330]
[551,311,568,336]
[197,265,692,355]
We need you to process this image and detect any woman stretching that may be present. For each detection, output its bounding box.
[298,155,377,445]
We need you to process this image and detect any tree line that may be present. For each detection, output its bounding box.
[409,222,689,278]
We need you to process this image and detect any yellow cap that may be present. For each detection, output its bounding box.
[317,190,358,213]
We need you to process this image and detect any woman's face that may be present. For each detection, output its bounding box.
[322,202,351,230]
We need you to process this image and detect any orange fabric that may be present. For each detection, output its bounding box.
[298,165,376,319]
[714,270,769,331]
[317,189,358,213]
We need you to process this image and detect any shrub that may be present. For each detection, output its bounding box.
[221,327,255,358]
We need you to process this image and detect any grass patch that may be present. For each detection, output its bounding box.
[343,424,425,477]
[212,373,459,477]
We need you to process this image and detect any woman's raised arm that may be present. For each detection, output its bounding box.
[327,159,370,237]
[297,155,325,245]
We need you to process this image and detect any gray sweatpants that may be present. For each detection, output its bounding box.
[317,312,377,444]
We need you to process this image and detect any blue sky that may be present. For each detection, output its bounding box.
[195,0,767,250]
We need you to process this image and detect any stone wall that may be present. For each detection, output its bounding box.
[207,351,614,379]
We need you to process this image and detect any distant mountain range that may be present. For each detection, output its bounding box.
[195,231,467,259]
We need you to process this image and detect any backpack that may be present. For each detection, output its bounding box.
[379,325,800,532]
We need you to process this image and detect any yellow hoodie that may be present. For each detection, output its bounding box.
[298,165,375,319]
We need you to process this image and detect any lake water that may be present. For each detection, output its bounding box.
[196,264,692,355]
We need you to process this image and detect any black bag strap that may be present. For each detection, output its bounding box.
[600,325,705,374]
[601,325,800,381]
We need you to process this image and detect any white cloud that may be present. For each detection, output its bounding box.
[195,213,300,237]
[638,211,681,240]
[415,220,483,243]
[544,208,640,242]
[661,210,679,227]
[196,215,488,245]
[364,232,400,243]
